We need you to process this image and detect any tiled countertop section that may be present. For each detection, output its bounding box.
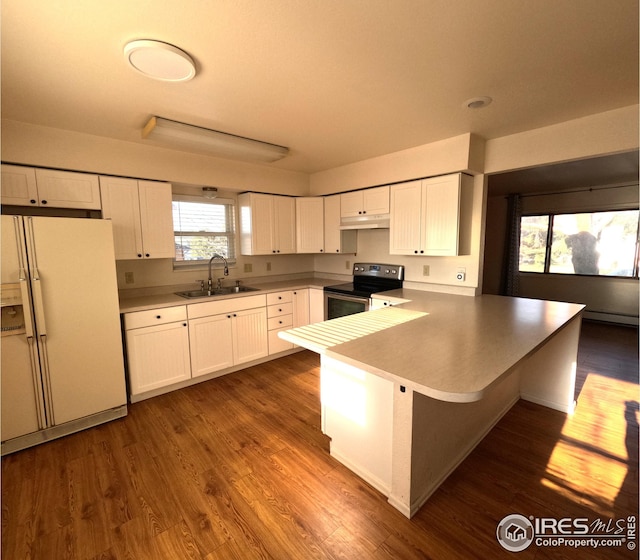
[282,289,585,403]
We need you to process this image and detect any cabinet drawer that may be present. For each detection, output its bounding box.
[266,291,292,306]
[267,302,292,318]
[124,306,187,330]
[268,314,293,331]
[188,294,266,319]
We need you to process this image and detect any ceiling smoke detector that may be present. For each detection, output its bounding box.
[463,96,493,109]
[124,40,196,82]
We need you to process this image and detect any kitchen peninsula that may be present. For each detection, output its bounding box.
[279,290,584,518]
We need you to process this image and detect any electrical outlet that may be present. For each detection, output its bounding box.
[423,265,430,276]
[266,262,272,272]
[244,263,252,273]
[124,271,134,284]
[456,268,466,282]
[345,260,351,270]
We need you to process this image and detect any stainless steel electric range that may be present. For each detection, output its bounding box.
[323,262,404,320]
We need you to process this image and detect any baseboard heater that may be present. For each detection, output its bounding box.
[583,310,638,326]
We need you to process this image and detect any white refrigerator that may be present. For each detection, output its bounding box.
[1,215,127,454]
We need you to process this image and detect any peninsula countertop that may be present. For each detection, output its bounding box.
[281,289,585,403]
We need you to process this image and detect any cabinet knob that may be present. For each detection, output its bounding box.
[183,323,187,327]
[41,200,48,205]
[362,210,366,214]
[145,253,150,257]
[279,320,283,324]
[137,253,143,258]
[156,315,161,319]
[278,308,282,312]
[320,249,323,252]
[420,250,424,254]
[272,250,276,253]
[227,315,232,318]
[414,250,418,254]
[30,199,37,204]
[335,249,339,252]
[233,314,237,317]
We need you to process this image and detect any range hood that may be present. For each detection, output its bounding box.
[339,213,390,230]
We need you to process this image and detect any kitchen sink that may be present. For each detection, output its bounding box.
[175,286,260,299]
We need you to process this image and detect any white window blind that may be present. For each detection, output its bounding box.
[172,195,236,266]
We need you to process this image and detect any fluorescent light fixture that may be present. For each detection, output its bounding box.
[142,117,289,163]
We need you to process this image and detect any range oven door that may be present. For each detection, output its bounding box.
[324,292,370,320]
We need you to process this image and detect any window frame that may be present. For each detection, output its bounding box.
[172,193,237,270]
[518,208,640,278]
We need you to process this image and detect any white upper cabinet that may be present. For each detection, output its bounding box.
[100,176,174,260]
[324,194,357,254]
[1,165,101,209]
[238,193,296,255]
[340,185,389,217]
[296,197,325,253]
[390,173,472,256]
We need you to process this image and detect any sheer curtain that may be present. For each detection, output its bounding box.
[501,193,521,296]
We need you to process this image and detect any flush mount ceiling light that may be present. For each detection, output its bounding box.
[463,96,493,109]
[202,187,218,199]
[142,116,289,163]
[124,40,196,82]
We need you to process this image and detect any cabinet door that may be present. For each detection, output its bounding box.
[423,175,461,256]
[138,181,175,259]
[389,180,423,255]
[232,307,268,365]
[296,198,324,253]
[273,196,296,254]
[340,191,363,217]
[126,321,191,395]
[1,164,39,206]
[292,289,310,327]
[34,169,101,209]
[189,314,234,378]
[363,186,390,215]
[308,288,325,324]
[324,195,357,254]
[100,176,144,260]
[251,193,275,255]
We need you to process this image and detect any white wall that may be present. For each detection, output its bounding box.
[309,133,485,195]
[484,105,639,174]
[1,119,309,196]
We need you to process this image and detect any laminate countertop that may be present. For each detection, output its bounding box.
[119,277,338,313]
[281,290,585,403]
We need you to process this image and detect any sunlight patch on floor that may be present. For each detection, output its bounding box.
[541,372,638,515]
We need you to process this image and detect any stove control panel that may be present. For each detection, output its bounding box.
[352,263,404,280]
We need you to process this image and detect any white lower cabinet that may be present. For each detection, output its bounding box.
[267,289,310,354]
[124,290,312,399]
[188,313,234,377]
[188,294,268,378]
[124,306,191,397]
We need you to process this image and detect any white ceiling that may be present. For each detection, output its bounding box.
[2,0,638,174]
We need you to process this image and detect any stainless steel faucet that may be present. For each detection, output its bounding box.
[207,254,229,294]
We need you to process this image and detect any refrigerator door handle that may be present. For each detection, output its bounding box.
[18,278,35,339]
[25,217,48,336]
[31,271,48,337]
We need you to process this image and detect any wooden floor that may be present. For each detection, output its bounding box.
[2,320,638,559]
